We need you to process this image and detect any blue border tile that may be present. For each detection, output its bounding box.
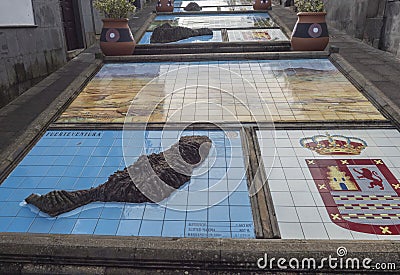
[72,219,98,234]
[79,203,104,219]
[208,205,230,222]
[139,220,163,236]
[0,202,23,217]
[117,219,141,236]
[37,177,60,189]
[94,219,119,235]
[100,204,124,220]
[0,217,13,231]
[122,204,145,219]
[0,188,13,201]
[162,220,185,237]
[164,208,187,221]
[6,217,34,232]
[28,217,55,233]
[230,206,254,222]
[187,205,209,219]
[142,204,166,220]
[16,205,38,218]
[49,219,77,234]
[228,191,251,205]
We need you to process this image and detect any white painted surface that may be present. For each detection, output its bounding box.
[0,0,35,26]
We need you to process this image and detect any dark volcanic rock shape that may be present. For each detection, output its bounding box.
[184,2,202,11]
[150,23,213,43]
[25,136,212,216]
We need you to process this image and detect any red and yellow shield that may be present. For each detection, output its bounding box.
[307,159,400,235]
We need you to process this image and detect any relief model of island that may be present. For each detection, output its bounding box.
[25,136,212,216]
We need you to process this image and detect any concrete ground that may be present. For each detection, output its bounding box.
[1,1,400,273]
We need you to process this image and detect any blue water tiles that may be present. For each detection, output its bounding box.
[139,31,222,45]
[154,13,270,22]
[0,130,254,238]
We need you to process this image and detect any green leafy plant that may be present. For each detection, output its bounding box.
[294,0,325,12]
[93,0,136,19]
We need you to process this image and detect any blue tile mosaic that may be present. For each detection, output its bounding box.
[139,31,223,45]
[155,13,270,21]
[0,130,255,238]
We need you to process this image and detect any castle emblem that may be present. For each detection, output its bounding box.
[307,159,400,235]
[300,133,367,155]
[327,166,358,191]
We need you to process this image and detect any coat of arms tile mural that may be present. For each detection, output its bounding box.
[307,159,400,235]
[303,132,400,235]
[258,129,400,240]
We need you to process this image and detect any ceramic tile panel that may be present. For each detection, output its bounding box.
[174,6,254,12]
[0,130,255,238]
[57,60,385,124]
[174,0,253,7]
[148,13,275,30]
[174,7,219,12]
[139,31,223,44]
[257,129,400,240]
[219,5,253,11]
[227,29,289,42]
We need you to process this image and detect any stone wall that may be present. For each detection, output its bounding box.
[324,0,386,48]
[381,1,400,57]
[0,0,97,109]
[0,0,67,108]
[324,0,400,57]
[79,0,97,47]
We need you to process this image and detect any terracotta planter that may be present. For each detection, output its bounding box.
[253,0,271,10]
[156,0,174,12]
[291,12,329,51]
[100,19,136,56]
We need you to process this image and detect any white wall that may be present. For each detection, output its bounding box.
[0,0,35,26]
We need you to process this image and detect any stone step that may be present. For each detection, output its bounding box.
[133,41,291,55]
[104,51,328,63]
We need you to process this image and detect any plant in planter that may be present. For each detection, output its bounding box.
[94,0,136,56]
[291,0,329,51]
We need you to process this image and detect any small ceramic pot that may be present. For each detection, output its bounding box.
[100,18,136,56]
[253,0,271,10]
[156,0,174,12]
[291,12,329,51]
